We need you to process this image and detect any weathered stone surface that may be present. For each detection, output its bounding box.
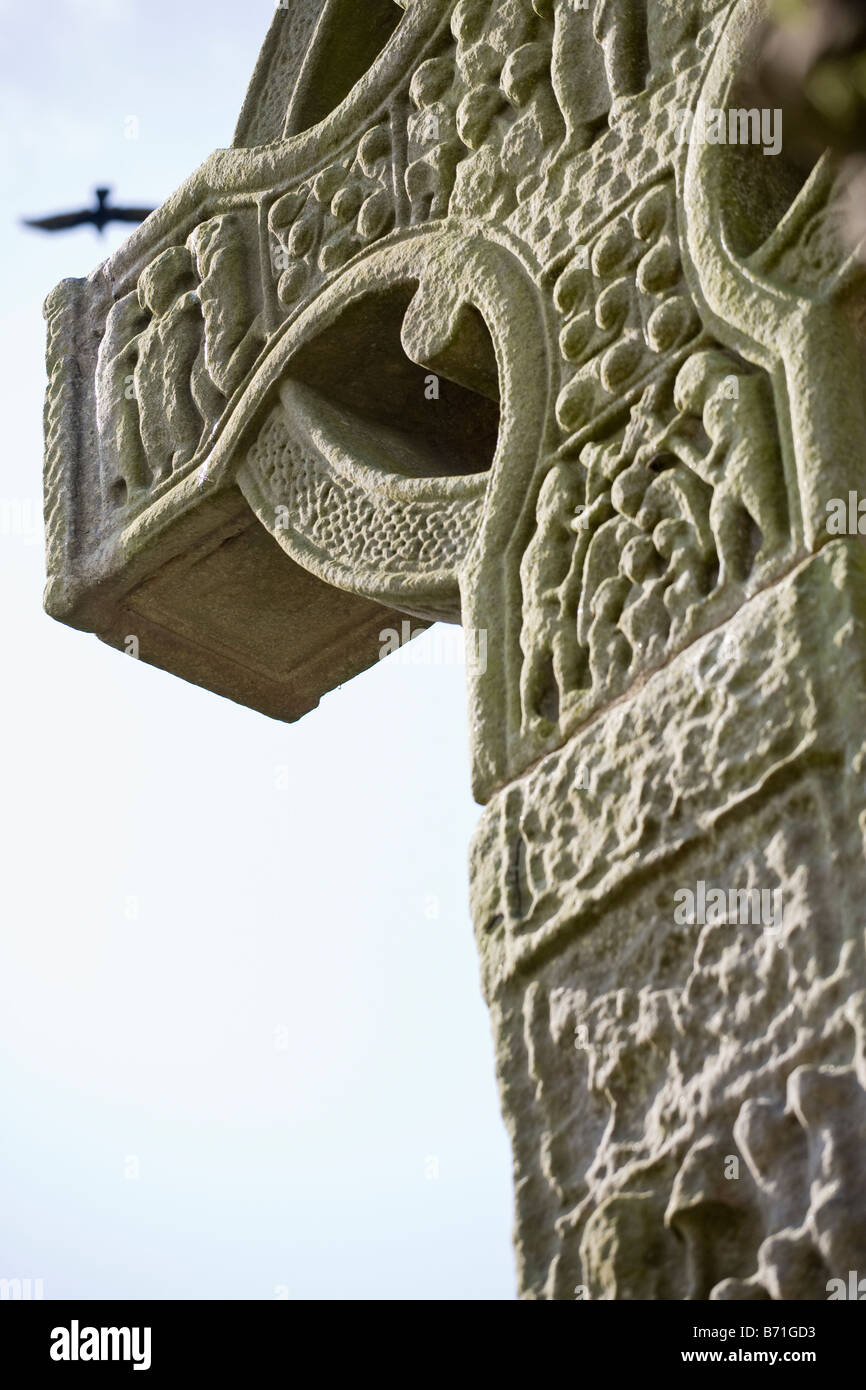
[42,1,866,1298]
[45,0,866,776]
[472,541,866,1297]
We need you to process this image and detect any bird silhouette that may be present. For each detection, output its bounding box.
[22,187,155,235]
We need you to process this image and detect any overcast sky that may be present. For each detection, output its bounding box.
[0,0,515,1299]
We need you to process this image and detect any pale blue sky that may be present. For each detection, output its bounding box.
[0,0,515,1299]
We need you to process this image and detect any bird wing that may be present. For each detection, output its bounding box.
[106,207,155,225]
[22,209,96,232]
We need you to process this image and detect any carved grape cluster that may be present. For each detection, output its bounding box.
[406,0,561,223]
[269,122,396,308]
[553,180,701,440]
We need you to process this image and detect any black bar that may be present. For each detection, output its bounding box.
[1,1297,862,1375]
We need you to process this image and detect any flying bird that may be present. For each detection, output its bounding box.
[22,187,155,235]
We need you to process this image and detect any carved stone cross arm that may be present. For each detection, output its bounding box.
[43,0,866,1299]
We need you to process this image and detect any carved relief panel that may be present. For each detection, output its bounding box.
[44,0,866,797]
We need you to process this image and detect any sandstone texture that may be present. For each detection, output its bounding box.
[43,1,866,1298]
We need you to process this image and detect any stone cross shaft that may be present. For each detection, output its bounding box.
[43,0,866,1299]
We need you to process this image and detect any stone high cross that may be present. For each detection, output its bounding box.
[43,0,866,1299]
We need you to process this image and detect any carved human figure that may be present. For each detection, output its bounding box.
[546,392,674,710]
[545,0,611,144]
[633,461,714,559]
[519,459,586,726]
[607,425,714,636]
[586,567,633,686]
[188,214,265,401]
[662,351,787,586]
[545,0,650,143]
[566,372,717,675]
[95,290,151,496]
[593,0,650,111]
[189,339,226,452]
[135,247,205,482]
[617,531,670,661]
[654,516,712,629]
[580,514,639,686]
